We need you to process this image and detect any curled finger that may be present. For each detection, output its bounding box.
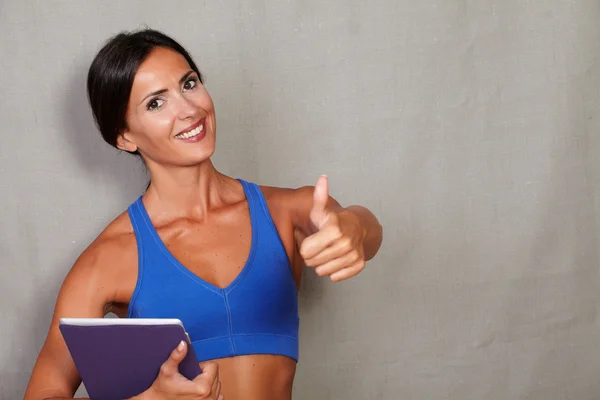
[329,261,365,282]
[314,250,360,277]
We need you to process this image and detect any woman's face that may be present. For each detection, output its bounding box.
[118,46,216,167]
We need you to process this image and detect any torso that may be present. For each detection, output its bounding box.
[95,180,302,400]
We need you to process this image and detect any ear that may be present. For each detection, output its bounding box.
[116,131,138,153]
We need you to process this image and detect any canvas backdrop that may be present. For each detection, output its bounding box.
[1,0,600,399]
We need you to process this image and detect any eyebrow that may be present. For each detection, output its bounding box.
[139,70,196,105]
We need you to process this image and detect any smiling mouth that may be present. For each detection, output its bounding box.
[175,119,205,139]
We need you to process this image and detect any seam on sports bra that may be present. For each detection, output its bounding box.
[223,291,237,354]
[190,333,298,343]
[231,333,298,339]
[224,180,259,294]
[253,184,297,283]
[126,202,145,318]
[171,261,227,296]
[223,237,258,294]
[190,335,232,342]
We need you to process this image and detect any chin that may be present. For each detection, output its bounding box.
[181,147,216,167]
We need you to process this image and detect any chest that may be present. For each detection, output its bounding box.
[128,198,300,331]
[158,204,254,289]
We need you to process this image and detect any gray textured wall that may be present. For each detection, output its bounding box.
[2,1,600,399]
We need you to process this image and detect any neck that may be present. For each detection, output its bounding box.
[143,159,234,218]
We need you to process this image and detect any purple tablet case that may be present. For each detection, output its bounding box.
[59,322,202,400]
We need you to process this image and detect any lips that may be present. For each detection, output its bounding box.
[175,118,205,140]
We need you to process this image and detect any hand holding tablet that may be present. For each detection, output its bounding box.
[59,318,219,400]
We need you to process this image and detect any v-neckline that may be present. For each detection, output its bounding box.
[135,179,258,294]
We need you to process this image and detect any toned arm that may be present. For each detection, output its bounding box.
[24,224,136,400]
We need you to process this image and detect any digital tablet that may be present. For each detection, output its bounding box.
[59,318,202,400]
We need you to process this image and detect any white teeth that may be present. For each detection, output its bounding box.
[176,124,204,139]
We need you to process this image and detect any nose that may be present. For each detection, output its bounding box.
[175,95,200,121]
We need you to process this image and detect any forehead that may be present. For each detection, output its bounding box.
[131,47,192,95]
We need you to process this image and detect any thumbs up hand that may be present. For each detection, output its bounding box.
[296,175,367,282]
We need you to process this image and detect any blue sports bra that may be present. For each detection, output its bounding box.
[126,179,299,362]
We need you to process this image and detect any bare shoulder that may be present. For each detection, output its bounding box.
[74,211,135,273]
[61,210,138,310]
[93,209,137,259]
[259,183,340,228]
[259,184,314,211]
[255,185,298,227]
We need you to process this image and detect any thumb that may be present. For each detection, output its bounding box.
[310,175,330,229]
[195,361,219,383]
[162,340,187,375]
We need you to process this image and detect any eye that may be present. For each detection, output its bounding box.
[147,98,165,111]
[183,77,198,91]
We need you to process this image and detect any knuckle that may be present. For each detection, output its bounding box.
[341,238,352,251]
[159,363,171,377]
[195,384,210,397]
[329,224,342,238]
[335,227,344,239]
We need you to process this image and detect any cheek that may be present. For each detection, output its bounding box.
[140,112,175,141]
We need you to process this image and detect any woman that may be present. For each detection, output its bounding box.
[25,29,383,400]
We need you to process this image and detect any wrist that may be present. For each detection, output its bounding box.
[130,386,158,400]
